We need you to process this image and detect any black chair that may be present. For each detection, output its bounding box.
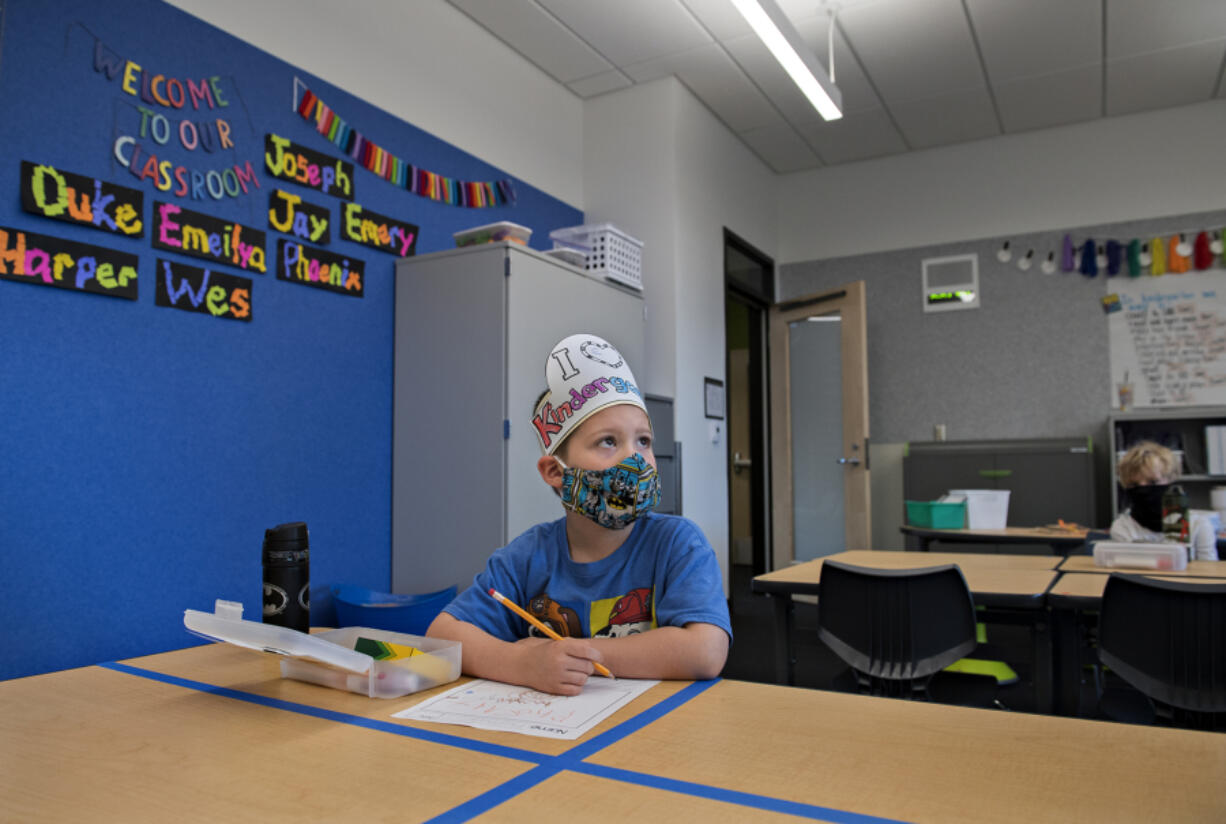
[817,560,982,701]
[1097,573,1226,729]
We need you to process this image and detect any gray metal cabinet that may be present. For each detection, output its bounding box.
[903,438,1095,550]
[392,243,645,595]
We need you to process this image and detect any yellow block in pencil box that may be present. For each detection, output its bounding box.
[355,636,453,681]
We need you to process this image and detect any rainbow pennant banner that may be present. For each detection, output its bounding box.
[293,80,516,209]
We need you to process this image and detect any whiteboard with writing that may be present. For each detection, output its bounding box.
[1109,272,1226,408]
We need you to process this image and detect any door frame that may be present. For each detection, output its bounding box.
[768,281,870,569]
[723,229,773,577]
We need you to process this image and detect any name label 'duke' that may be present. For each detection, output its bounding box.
[152,201,266,273]
[20,161,144,238]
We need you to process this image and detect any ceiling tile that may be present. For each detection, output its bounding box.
[567,70,633,98]
[677,0,754,40]
[1106,40,1226,115]
[722,32,824,125]
[737,120,822,172]
[994,64,1102,133]
[793,19,882,115]
[1107,0,1226,59]
[447,0,613,83]
[889,85,1000,149]
[966,0,1101,83]
[537,0,712,66]
[838,0,986,104]
[796,107,908,165]
[623,44,780,132]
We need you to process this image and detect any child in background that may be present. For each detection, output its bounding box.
[1110,440,1218,560]
[428,333,731,695]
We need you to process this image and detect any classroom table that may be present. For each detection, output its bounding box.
[900,524,1088,554]
[3,642,1225,822]
[1058,555,1226,578]
[1047,569,1226,716]
[750,550,1059,712]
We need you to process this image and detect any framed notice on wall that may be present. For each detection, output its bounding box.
[1108,271,1226,408]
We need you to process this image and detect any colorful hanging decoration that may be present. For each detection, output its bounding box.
[1106,240,1122,276]
[1194,231,1213,270]
[1079,239,1097,277]
[292,82,516,209]
[1150,236,1166,275]
[1126,239,1142,277]
[1168,234,1190,273]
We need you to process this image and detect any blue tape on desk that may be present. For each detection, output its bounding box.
[573,762,911,824]
[103,664,906,824]
[99,661,547,765]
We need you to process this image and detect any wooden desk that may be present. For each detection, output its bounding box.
[1058,555,1226,578]
[901,524,1088,554]
[752,551,1059,711]
[3,646,1224,822]
[1047,571,1226,716]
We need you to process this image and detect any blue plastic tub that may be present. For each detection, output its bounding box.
[331,584,457,636]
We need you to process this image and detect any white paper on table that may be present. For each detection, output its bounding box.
[393,677,659,740]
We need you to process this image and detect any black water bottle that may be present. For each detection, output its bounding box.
[263,521,310,632]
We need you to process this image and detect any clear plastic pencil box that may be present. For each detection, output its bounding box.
[183,599,461,698]
[1092,541,1188,571]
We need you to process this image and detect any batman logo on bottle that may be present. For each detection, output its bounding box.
[263,582,289,616]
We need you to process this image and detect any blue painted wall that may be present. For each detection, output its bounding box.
[0,0,581,679]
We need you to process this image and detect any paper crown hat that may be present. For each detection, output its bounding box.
[531,333,647,455]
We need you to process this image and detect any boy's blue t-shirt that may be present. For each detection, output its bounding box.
[444,512,732,642]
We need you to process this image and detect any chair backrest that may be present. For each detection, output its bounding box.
[1098,573,1226,713]
[817,560,978,685]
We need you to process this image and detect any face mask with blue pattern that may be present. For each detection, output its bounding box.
[555,452,661,530]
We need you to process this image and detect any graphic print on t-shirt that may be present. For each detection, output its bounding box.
[525,588,657,638]
[528,593,583,637]
[593,587,655,637]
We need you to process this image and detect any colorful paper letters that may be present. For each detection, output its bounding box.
[152,202,266,273]
[268,189,330,244]
[277,239,363,297]
[265,134,353,200]
[0,226,138,300]
[340,202,417,257]
[20,161,144,237]
[154,258,251,321]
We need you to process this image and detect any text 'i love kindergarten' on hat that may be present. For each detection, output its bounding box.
[531,333,647,455]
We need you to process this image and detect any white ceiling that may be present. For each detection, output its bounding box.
[446,0,1226,173]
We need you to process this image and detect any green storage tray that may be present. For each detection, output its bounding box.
[905,499,966,529]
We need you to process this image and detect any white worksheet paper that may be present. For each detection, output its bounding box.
[393,677,659,740]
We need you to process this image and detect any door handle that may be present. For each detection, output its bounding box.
[732,452,753,474]
[836,457,861,466]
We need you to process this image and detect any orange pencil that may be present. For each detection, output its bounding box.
[488,588,614,679]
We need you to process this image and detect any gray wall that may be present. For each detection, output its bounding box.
[781,207,1226,527]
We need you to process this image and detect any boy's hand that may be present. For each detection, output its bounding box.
[514,637,603,695]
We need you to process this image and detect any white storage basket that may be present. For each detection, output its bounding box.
[549,223,643,290]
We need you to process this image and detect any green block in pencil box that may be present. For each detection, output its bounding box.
[905,500,966,529]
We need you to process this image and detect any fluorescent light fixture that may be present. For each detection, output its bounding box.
[729,0,843,120]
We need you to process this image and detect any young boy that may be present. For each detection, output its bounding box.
[427,333,731,695]
[1110,440,1218,560]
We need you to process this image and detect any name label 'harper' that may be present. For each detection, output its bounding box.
[0,226,138,300]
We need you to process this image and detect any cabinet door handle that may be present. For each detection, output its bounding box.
[978,469,1012,478]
